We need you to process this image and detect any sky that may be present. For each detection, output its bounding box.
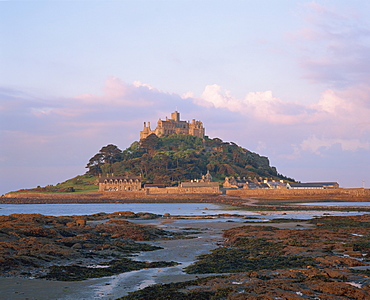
[1,0,370,195]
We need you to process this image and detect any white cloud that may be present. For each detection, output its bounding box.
[197,84,314,125]
[312,85,370,138]
[243,91,312,125]
[74,77,155,107]
[197,84,241,111]
[194,82,370,142]
[301,135,369,154]
[1,77,370,194]
[133,80,156,90]
[181,91,194,99]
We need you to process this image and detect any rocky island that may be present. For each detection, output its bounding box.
[2,111,370,299]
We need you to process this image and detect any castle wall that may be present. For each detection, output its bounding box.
[140,111,205,140]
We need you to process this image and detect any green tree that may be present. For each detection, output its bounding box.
[86,153,104,176]
[86,135,293,184]
[140,134,160,152]
[86,144,122,175]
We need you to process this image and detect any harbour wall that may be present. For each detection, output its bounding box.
[0,191,220,204]
[226,188,370,201]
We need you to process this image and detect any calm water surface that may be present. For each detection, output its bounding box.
[0,203,255,217]
[301,202,370,207]
[1,202,369,219]
[1,201,370,300]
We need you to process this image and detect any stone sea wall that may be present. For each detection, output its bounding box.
[0,191,220,204]
[2,188,369,204]
[226,188,370,201]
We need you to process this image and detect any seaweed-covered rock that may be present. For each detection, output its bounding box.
[0,213,175,279]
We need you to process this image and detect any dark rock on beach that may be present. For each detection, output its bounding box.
[0,212,177,280]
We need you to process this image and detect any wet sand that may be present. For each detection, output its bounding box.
[0,217,313,300]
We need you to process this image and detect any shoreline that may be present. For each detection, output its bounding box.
[1,211,370,299]
[1,187,370,208]
[2,194,370,215]
[0,216,248,300]
[0,216,316,300]
[2,187,370,205]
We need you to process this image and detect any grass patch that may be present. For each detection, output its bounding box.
[9,174,99,194]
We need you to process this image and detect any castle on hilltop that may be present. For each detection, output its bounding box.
[140,111,205,140]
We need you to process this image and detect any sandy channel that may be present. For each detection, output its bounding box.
[0,216,312,300]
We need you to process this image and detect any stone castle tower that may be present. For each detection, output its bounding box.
[140,111,205,140]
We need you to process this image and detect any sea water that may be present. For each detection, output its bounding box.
[0,202,255,217]
[300,202,370,207]
[0,202,369,219]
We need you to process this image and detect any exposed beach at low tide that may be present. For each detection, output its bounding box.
[1,198,370,299]
[0,215,316,300]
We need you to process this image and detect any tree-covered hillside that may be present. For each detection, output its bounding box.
[86,134,294,185]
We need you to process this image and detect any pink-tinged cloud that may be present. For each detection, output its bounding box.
[293,2,370,88]
[74,77,156,107]
[1,78,370,193]
[195,81,370,155]
[197,84,241,111]
[197,84,315,125]
[243,91,313,125]
[313,85,370,138]
[301,135,369,154]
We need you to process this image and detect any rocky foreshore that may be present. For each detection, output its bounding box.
[120,214,370,299]
[0,212,183,280]
[1,209,370,299]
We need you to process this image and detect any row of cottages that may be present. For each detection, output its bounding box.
[223,177,339,190]
[143,171,220,194]
[98,171,220,194]
[143,182,220,194]
[223,177,286,190]
[287,182,339,189]
[98,176,142,192]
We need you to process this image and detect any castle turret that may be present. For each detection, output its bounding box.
[171,111,180,122]
[140,121,154,140]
